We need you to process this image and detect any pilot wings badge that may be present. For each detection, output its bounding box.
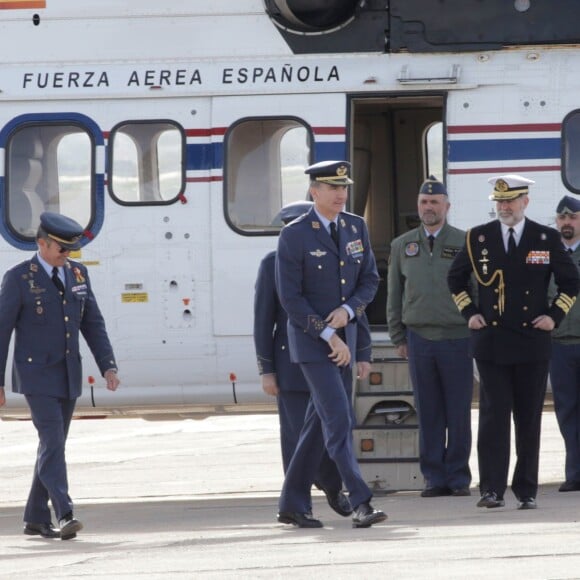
[310,249,327,257]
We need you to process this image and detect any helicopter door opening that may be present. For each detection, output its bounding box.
[349,94,445,329]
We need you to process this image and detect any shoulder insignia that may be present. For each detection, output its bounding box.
[351,224,358,234]
[312,221,320,230]
[340,218,346,228]
[310,249,327,257]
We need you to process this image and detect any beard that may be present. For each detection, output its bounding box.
[561,226,575,240]
[421,212,442,227]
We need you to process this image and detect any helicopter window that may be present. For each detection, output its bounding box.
[224,117,312,234]
[425,121,444,182]
[108,121,185,205]
[562,110,580,194]
[6,123,94,241]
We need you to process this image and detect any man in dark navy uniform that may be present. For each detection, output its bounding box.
[448,175,579,510]
[0,212,119,539]
[254,200,372,518]
[549,195,580,492]
[275,160,386,529]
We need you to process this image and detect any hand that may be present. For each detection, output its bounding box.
[468,314,487,329]
[532,315,555,331]
[325,307,349,329]
[357,361,371,380]
[328,333,351,367]
[261,374,279,396]
[0,387,5,407]
[104,369,120,391]
[395,344,408,359]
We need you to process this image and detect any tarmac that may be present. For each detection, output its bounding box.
[0,410,579,579]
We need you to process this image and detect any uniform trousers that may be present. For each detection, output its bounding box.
[24,394,76,523]
[277,390,342,493]
[407,330,473,489]
[278,361,372,513]
[476,359,548,500]
[549,342,580,483]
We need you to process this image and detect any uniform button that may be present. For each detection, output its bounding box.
[281,345,286,350]
[522,323,528,327]
[63,300,67,305]
[494,289,499,294]
[27,357,32,362]
[64,316,69,322]
[493,305,498,310]
[66,332,71,338]
[341,279,346,284]
[66,349,70,354]
[523,306,528,311]
[318,265,322,269]
[342,297,346,301]
[525,290,530,295]
[492,321,498,326]
[340,261,345,266]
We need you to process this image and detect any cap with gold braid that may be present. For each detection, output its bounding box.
[488,174,535,201]
[38,212,84,250]
[305,160,354,185]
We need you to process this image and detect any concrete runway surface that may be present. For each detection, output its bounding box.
[0,411,579,579]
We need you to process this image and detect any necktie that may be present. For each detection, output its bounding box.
[52,266,65,295]
[330,222,339,248]
[428,234,435,253]
[507,227,517,256]
[568,248,574,254]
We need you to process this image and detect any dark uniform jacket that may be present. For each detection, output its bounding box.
[254,251,372,390]
[0,255,117,398]
[275,208,378,364]
[448,218,579,364]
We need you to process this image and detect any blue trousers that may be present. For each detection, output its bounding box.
[278,362,372,513]
[24,395,76,523]
[277,390,342,493]
[550,342,580,483]
[407,331,473,489]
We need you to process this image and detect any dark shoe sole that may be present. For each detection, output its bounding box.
[60,520,83,540]
[352,512,388,528]
[277,513,323,528]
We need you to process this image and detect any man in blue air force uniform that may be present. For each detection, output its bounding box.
[0,212,120,540]
[275,160,386,529]
[448,176,579,510]
[254,200,372,519]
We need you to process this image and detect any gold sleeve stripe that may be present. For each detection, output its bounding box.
[555,293,577,314]
[452,291,472,311]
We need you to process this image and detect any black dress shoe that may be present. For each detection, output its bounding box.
[476,491,505,508]
[23,522,60,539]
[58,512,83,540]
[517,497,537,510]
[451,487,471,497]
[420,486,451,498]
[352,502,387,528]
[277,511,323,528]
[323,489,353,517]
[559,480,580,492]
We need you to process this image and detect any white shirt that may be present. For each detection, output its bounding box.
[500,219,525,252]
